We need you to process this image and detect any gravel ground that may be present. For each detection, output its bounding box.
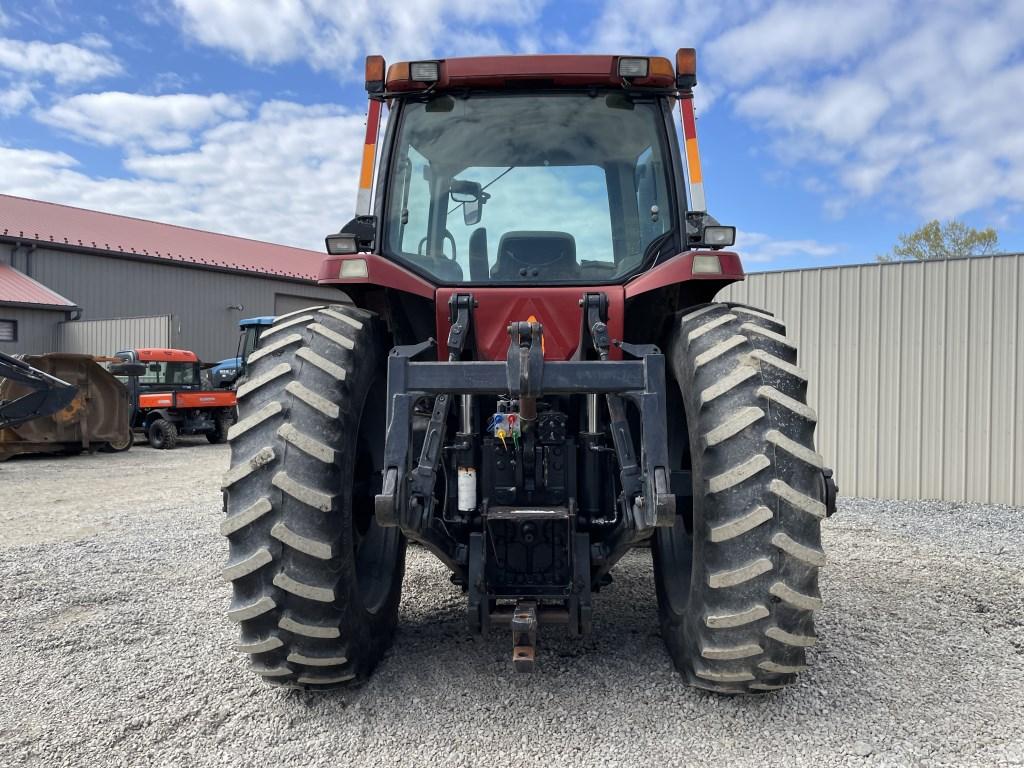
[1,443,1023,767]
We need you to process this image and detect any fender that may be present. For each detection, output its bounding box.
[624,250,744,300]
[141,408,176,429]
[319,253,435,299]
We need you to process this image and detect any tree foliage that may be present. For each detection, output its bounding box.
[877,219,999,262]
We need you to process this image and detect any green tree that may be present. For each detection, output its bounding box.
[877,219,999,262]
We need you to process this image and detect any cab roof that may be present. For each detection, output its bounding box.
[385,54,676,93]
[132,348,199,362]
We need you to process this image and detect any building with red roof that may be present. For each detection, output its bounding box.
[0,194,343,359]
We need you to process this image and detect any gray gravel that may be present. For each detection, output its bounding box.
[1,443,1023,767]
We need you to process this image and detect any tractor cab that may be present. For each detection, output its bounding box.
[115,348,202,391]
[209,316,276,388]
[326,53,735,291]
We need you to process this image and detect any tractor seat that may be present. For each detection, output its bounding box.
[491,231,580,281]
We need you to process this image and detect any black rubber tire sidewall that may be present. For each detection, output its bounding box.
[148,419,178,450]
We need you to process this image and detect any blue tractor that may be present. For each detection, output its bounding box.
[208,316,275,389]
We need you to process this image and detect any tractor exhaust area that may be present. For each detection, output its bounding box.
[1,444,1022,766]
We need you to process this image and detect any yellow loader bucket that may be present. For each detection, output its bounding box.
[0,354,133,461]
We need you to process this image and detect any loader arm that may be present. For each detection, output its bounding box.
[0,350,78,430]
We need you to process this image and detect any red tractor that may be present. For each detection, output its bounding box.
[221,50,837,693]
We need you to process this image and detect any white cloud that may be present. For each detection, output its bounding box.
[0,81,34,115]
[1,100,368,250]
[735,230,839,265]
[171,0,544,77]
[0,37,122,84]
[37,92,248,151]
[78,33,113,51]
[704,0,896,85]
[737,77,891,145]
[581,0,1024,224]
[587,0,722,56]
[711,1,1024,221]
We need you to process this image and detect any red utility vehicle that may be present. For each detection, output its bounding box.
[221,50,837,693]
[114,348,236,449]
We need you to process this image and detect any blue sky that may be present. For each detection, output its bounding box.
[1,0,1022,270]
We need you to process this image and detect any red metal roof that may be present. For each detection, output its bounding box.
[0,263,77,309]
[0,194,326,281]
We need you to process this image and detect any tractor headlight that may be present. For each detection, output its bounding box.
[691,254,722,274]
[339,258,369,278]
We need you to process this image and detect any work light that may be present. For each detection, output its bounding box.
[617,57,649,78]
[410,61,440,82]
[325,232,358,255]
[703,225,736,247]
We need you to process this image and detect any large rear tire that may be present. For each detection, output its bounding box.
[222,304,405,689]
[654,303,827,693]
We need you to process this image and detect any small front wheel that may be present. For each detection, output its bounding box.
[101,427,134,453]
[147,418,178,449]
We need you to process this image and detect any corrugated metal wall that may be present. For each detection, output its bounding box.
[0,305,70,355]
[56,315,176,355]
[718,253,1023,506]
[5,245,344,361]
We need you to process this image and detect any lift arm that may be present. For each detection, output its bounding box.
[0,351,78,430]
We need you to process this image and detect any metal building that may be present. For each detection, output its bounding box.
[719,252,1024,506]
[0,194,344,361]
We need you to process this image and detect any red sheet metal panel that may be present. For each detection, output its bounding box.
[138,392,175,408]
[176,390,236,408]
[0,194,325,281]
[434,286,625,362]
[0,263,77,308]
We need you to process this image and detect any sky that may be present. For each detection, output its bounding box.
[0,0,1022,271]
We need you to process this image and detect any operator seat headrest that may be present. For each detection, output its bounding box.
[492,231,579,281]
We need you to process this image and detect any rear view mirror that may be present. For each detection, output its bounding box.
[450,179,489,226]
[149,363,162,373]
[450,178,484,203]
[109,363,146,377]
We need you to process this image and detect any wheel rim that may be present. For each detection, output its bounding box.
[654,516,694,616]
[349,373,400,615]
[654,381,696,617]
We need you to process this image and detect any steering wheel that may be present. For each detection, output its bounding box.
[417,230,457,262]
